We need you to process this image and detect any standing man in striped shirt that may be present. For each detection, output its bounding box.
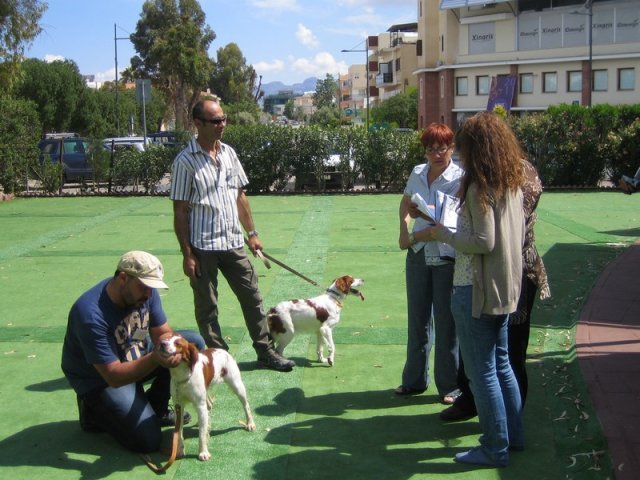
[170,98,295,372]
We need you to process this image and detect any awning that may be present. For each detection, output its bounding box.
[440,0,511,9]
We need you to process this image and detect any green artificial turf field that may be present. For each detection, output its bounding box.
[0,192,637,479]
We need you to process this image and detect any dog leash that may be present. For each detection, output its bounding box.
[140,403,183,474]
[245,237,320,288]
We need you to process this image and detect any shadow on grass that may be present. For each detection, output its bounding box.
[0,421,143,479]
[533,241,624,333]
[600,227,640,238]
[25,377,70,393]
[257,389,478,478]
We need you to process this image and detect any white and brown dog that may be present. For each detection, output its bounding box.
[267,275,364,366]
[158,334,256,461]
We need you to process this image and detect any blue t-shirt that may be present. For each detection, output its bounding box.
[61,278,167,395]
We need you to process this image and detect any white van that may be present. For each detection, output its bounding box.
[103,136,149,152]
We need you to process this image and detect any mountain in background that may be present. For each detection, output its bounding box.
[259,77,318,97]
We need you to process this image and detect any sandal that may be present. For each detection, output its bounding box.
[441,389,462,405]
[394,385,426,396]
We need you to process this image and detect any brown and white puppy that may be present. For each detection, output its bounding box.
[158,334,256,461]
[267,275,364,366]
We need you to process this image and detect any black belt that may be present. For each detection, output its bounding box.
[441,256,455,263]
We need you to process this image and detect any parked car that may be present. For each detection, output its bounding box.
[38,136,91,183]
[147,131,180,149]
[103,136,148,153]
[295,150,355,191]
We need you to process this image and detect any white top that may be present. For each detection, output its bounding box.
[170,138,249,251]
[404,161,463,265]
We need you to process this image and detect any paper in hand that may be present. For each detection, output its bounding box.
[410,193,437,223]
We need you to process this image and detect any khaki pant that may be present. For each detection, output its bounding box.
[190,247,272,355]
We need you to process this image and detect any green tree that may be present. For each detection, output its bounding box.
[310,105,341,127]
[14,58,87,133]
[313,74,338,110]
[0,0,47,94]
[370,87,417,129]
[209,43,257,105]
[283,98,295,119]
[129,0,216,129]
[0,96,40,193]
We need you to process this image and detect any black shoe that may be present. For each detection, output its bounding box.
[440,404,477,422]
[159,408,192,427]
[394,385,427,396]
[257,350,295,372]
[77,395,103,433]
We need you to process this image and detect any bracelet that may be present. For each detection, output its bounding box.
[247,230,259,238]
[408,232,416,245]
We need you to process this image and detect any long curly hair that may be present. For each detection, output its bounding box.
[456,112,525,212]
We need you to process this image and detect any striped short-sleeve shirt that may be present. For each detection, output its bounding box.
[170,137,249,251]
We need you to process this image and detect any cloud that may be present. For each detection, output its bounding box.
[253,59,285,74]
[296,24,319,49]
[95,67,117,83]
[44,54,65,63]
[290,52,348,78]
[337,0,414,6]
[249,0,300,11]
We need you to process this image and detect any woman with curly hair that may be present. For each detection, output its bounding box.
[417,111,525,467]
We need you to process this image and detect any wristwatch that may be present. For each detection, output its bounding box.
[247,230,259,238]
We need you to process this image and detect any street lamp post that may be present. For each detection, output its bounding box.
[586,0,593,108]
[114,24,131,134]
[571,0,593,107]
[341,45,369,129]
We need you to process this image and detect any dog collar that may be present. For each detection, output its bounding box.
[326,288,344,307]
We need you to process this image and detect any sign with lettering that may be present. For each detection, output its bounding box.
[519,5,640,50]
[541,15,562,49]
[519,15,539,50]
[469,23,496,55]
[592,9,614,45]
[616,8,640,43]
[563,14,588,47]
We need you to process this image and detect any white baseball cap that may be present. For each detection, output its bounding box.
[117,251,169,289]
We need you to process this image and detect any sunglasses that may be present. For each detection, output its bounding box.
[198,116,227,125]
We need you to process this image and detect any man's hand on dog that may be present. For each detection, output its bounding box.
[153,347,182,368]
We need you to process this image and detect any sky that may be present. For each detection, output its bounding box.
[26,0,416,86]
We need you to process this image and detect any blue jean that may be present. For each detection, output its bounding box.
[401,248,458,395]
[451,286,523,465]
[79,330,205,453]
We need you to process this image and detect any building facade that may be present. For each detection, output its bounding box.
[368,24,420,105]
[339,65,367,124]
[414,0,640,130]
[263,90,296,116]
[293,91,317,120]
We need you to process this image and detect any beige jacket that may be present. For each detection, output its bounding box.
[435,183,524,318]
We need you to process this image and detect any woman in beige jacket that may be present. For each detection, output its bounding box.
[417,112,525,467]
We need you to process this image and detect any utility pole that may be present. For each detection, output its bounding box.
[341,41,370,130]
[114,24,131,134]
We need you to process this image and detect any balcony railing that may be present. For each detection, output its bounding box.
[376,72,393,85]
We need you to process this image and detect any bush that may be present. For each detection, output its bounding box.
[0,97,41,193]
[510,104,639,187]
[109,144,177,194]
[224,124,295,193]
